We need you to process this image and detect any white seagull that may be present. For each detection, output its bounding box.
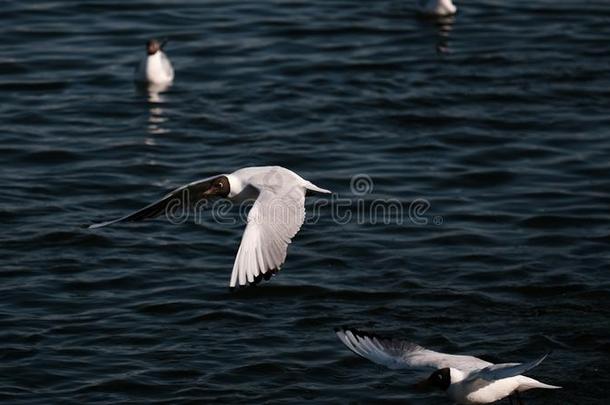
[135,39,174,84]
[335,328,560,405]
[417,0,457,17]
[89,166,330,289]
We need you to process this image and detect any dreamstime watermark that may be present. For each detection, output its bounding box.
[163,174,443,227]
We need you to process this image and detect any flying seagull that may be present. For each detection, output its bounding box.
[89,166,331,288]
[335,327,560,404]
[135,38,174,84]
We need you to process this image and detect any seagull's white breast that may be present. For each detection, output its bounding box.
[450,377,520,404]
[135,51,174,84]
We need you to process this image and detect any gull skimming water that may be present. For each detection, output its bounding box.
[89,166,330,289]
[336,328,560,404]
[135,39,174,84]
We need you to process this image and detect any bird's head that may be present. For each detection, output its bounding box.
[413,368,454,391]
[200,175,231,199]
[147,39,162,55]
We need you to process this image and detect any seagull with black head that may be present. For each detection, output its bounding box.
[335,327,560,404]
[135,38,174,84]
[89,166,331,289]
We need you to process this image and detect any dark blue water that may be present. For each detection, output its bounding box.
[2,0,610,403]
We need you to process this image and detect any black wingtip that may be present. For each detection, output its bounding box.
[540,351,553,363]
[229,269,279,292]
[229,283,258,293]
[250,268,279,286]
[522,351,553,373]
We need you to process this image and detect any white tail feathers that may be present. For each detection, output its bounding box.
[304,181,331,194]
[517,376,562,392]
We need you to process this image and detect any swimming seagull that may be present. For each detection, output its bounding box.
[335,328,560,404]
[88,166,331,289]
[135,39,174,84]
[417,0,457,17]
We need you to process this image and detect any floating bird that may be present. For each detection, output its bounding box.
[335,328,560,404]
[89,166,331,288]
[417,0,457,17]
[135,39,174,84]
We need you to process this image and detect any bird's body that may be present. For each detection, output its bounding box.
[225,166,330,287]
[89,166,330,288]
[448,372,559,404]
[135,39,174,84]
[335,328,560,404]
[417,0,457,16]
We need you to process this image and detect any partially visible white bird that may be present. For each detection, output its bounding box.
[335,328,560,405]
[417,0,457,17]
[135,39,174,84]
[88,166,331,289]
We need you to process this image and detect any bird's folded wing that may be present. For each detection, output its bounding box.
[160,52,174,77]
[229,187,306,288]
[335,327,492,372]
[468,353,550,382]
[88,177,216,229]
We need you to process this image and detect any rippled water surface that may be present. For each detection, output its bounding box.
[2,0,610,403]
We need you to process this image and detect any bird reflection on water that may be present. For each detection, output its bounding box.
[415,9,456,54]
[136,82,172,139]
[434,15,455,54]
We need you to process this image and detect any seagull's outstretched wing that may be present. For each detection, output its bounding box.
[335,327,492,372]
[468,353,552,382]
[88,177,216,229]
[229,186,305,288]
